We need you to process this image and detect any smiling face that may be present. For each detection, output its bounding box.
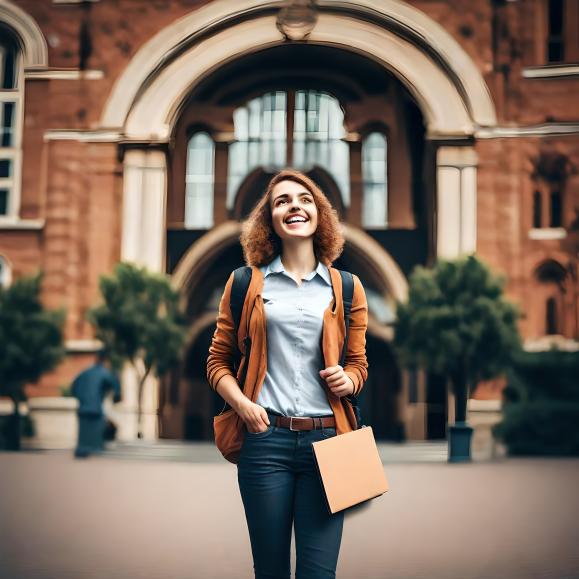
[270,179,319,242]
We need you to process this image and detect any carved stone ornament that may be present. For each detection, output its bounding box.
[276,0,318,41]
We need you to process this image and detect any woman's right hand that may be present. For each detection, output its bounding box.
[236,398,271,433]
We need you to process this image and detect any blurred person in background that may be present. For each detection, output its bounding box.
[71,349,121,458]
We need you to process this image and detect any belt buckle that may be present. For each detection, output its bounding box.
[289,416,299,431]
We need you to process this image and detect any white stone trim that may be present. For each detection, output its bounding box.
[0,0,48,68]
[121,150,167,273]
[477,123,579,138]
[436,146,478,259]
[522,65,579,79]
[320,0,496,125]
[123,14,474,140]
[524,336,579,352]
[528,228,567,240]
[101,0,496,136]
[65,339,103,353]
[43,130,124,143]
[0,217,44,229]
[26,69,104,81]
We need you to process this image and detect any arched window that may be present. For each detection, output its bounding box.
[227,90,349,208]
[0,29,22,218]
[185,132,214,229]
[362,132,388,228]
[533,190,542,228]
[535,259,566,336]
[0,255,11,288]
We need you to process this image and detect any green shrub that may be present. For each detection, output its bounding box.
[494,402,579,456]
[494,350,579,456]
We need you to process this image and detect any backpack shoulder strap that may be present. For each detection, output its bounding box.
[230,266,253,336]
[337,269,354,367]
[336,269,363,428]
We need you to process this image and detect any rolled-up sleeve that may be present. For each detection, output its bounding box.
[343,274,368,396]
[206,272,237,391]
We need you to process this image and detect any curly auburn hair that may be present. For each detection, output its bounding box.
[240,169,345,267]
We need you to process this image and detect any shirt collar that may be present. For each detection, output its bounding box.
[264,255,332,286]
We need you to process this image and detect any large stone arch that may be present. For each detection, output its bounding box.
[101,0,496,138]
[0,0,48,69]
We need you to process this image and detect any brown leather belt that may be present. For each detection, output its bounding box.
[273,415,336,431]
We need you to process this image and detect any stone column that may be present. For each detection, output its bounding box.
[121,149,167,271]
[436,146,478,258]
[119,149,168,440]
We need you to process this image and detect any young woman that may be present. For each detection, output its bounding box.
[207,169,368,579]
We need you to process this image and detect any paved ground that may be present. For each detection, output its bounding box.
[1,450,578,579]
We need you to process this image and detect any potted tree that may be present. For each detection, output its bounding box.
[0,274,65,450]
[87,262,187,439]
[393,255,521,461]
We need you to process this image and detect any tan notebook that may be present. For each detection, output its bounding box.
[312,426,388,514]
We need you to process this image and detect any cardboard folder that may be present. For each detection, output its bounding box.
[312,426,388,514]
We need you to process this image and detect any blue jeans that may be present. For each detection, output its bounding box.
[237,412,344,579]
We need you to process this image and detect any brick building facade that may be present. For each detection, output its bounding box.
[0,0,577,442]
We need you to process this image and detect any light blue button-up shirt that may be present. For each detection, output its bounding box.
[257,255,334,417]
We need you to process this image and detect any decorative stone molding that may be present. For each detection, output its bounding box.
[522,65,579,79]
[477,123,579,139]
[0,0,49,69]
[276,0,318,41]
[26,69,104,80]
[101,0,496,137]
[43,130,124,143]
[0,218,44,230]
[528,228,567,241]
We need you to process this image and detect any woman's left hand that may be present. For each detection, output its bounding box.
[319,365,354,398]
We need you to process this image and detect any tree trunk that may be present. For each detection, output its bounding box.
[451,370,469,424]
[6,395,21,451]
[136,367,150,439]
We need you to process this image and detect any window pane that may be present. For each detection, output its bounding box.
[185,132,214,229]
[0,188,8,214]
[362,132,387,228]
[292,90,350,205]
[0,39,18,90]
[549,0,564,35]
[546,296,558,335]
[533,190,542,228]
[550,191,562,227]
[227,92,287,208]
[547,0,565,62]
[0,158,12,178]
[1,101,15,147]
